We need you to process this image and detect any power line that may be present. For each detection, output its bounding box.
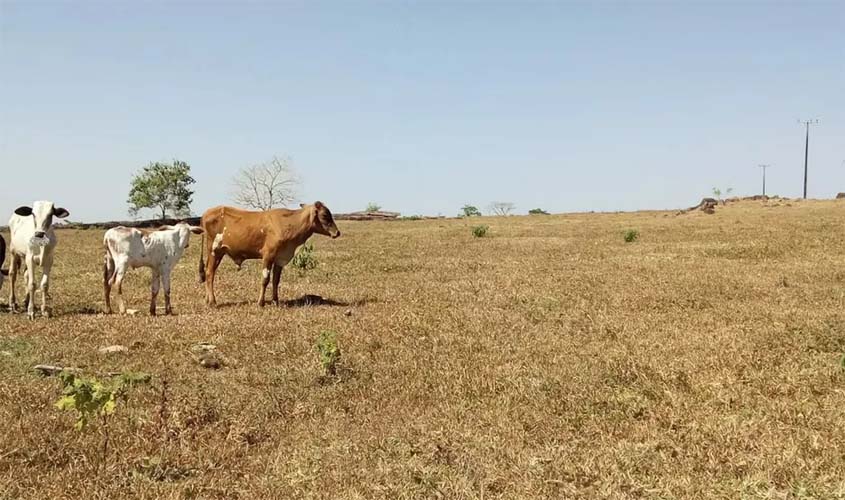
[758,164,771,196]
[799,119,819,199]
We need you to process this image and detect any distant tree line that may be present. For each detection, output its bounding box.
[126,159,550,221]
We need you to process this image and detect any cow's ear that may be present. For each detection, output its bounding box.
[53,207,70,218]
[314,201,324,209]
[15,206,33,216]
[299,203,306,208]
[190,226,204,235]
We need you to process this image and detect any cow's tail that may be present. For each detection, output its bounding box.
[0,235,6,287]
[0,235,6,279]
[198,232,206,283]
[103,239,116,285]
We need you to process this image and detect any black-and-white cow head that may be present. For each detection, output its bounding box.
[15,201,70,239]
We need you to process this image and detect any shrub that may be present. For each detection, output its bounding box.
[472,225,490,238]
[528,208,549,215]
[460,205,482,217]
[55,370,150,469]
[291,243,317,271]
[623,229,639,243]
[400,215,423,221]
[316,331,341,376]
[55,371,150,430]
[365,202,382,212]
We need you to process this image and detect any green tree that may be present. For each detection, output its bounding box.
[460,205,482,217]
[365,202,382,212]
[128,160,196,219]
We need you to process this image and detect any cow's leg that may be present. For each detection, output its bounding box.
[22,263,31,312]
[39,252,54,318]
[149,268,161,316]
[103,252,115,314]
[258,257,274,307]
[24,255,36,320]
[271,264,283,306]
[162,268,173,315]
[205,250,224,307]
[113,261,129,314]
[8,254,20,313]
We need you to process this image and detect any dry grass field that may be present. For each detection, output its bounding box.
[2,199,845,499]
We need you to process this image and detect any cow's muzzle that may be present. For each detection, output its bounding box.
[34,231,46,239]
[30,235,49,247]
[331,230,341,239]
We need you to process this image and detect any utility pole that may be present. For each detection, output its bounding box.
[799,119,819,199]
[758,164,770,196]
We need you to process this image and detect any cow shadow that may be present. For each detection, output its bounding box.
[281,294,348,308]
[68,306,100,315]
[216,294,369,309]
[216,300,254,309]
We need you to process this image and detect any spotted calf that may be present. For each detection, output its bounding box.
[103,222,203,316]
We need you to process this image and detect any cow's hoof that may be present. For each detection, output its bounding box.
[27,311,35,321]
[42,310,51,319]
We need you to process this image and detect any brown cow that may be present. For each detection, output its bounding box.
[198,202,340,307]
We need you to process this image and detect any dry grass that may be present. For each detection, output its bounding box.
[2,199,845,499]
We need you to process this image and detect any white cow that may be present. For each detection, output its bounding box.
[8,201,70,319]
[103,222,203,316]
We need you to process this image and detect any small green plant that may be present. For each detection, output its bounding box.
[365,202,382,212]
[55,371,150,430]
[460,205,482,217]
[528,208,549,215]
[472,225,490,238]
[291,242,317,271]
[400,215,423,221]
[55,370,150,470]
[316,330,341,376]
[623,229,639,243]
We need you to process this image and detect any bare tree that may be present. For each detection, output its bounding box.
[231,156,300,210]
[489,201,515,216]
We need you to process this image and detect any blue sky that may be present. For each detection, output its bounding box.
[1,1,843,221]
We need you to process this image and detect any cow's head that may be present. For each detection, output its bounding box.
[15,201,69,242]
[302,201,340,239]
[170,222,204,249]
